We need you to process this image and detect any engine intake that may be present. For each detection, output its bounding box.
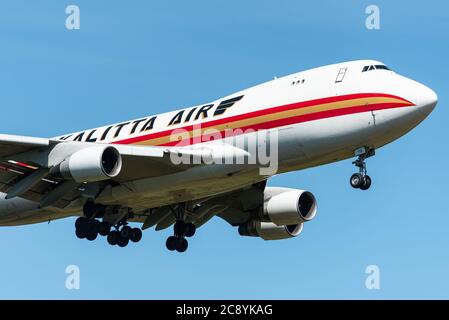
[263,188,317,226]
[51,146,122,183]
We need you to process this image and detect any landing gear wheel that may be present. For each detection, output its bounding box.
[185,223,196,238]
[130,228,142,243]
[176,238,188,253]
[86,228,98,241]
[117,236,129,247]
[75,227,86,239]
[350,173,365,189]
[91,219,100,232]
[350,147,375,190]
[166,236,179,251]
[174,221,186,236]
[120,226,132,239]
[107,231,119,245]
[75,217,87,239]
[75,217,86,229]
[98,221,111,236]
[166,203,193,252]
[360,175,372,190]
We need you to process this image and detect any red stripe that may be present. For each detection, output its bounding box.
[114,93,413,145]
[159,102,410,146]
[14,161,33,169]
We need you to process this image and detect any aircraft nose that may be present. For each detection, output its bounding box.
[413,82,438,116]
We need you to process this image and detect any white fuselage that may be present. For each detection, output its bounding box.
[0,60,438,225]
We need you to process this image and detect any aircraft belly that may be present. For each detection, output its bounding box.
[287,112,373,159]
[96,165,265,211]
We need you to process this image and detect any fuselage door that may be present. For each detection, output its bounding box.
[335,67,348,83]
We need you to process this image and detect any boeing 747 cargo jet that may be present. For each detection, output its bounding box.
[0,60,437,252]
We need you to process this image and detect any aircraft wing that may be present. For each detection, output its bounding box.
[0,134,249,209]
[0,134,51,158]
[0,134,64,205]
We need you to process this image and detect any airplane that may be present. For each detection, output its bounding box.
[0,60,437,253]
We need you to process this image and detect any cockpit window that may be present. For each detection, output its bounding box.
[374,65,391,70]
[362,64,392,72]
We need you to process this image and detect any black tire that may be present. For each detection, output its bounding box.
[360,175,372,190]
[75,227,86,239]
[98,221,111,236]
[130,228,142,243]
[166,236,179,251]
[75,217,86,229]
[174,221,186,236]
[350,173,364,189]
[91,219,100,232]
[120,226,132,239]
[117,236,129,247]
[86,229,98,241]
[107,231,119,245]
[185,223,196,238]
[176,238,188,253]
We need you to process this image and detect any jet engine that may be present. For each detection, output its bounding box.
[262,188,317,225]
[238,187,317,240]
[51,146,122,183]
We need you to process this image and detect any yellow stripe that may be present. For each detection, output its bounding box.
[134,96,407,146]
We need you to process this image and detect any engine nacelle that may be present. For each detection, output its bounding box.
[51,146,122,183]
[237,188,317,241]
[262,188,317,226]
[239,220,303,240]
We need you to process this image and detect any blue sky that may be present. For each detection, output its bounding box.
[0,0,447,299]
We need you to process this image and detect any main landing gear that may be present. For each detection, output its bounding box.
[350,147,375,191]
[165,204,196,253]
[105,219,143,247]
[75,202,142,247]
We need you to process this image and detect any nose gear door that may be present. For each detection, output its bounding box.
[369,110,377,126]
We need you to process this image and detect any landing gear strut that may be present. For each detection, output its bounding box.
[350,147,374,191]
[165,204,196,253]
[74,202,143,247]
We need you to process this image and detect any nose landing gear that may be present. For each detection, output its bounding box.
[350,147,375,191]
